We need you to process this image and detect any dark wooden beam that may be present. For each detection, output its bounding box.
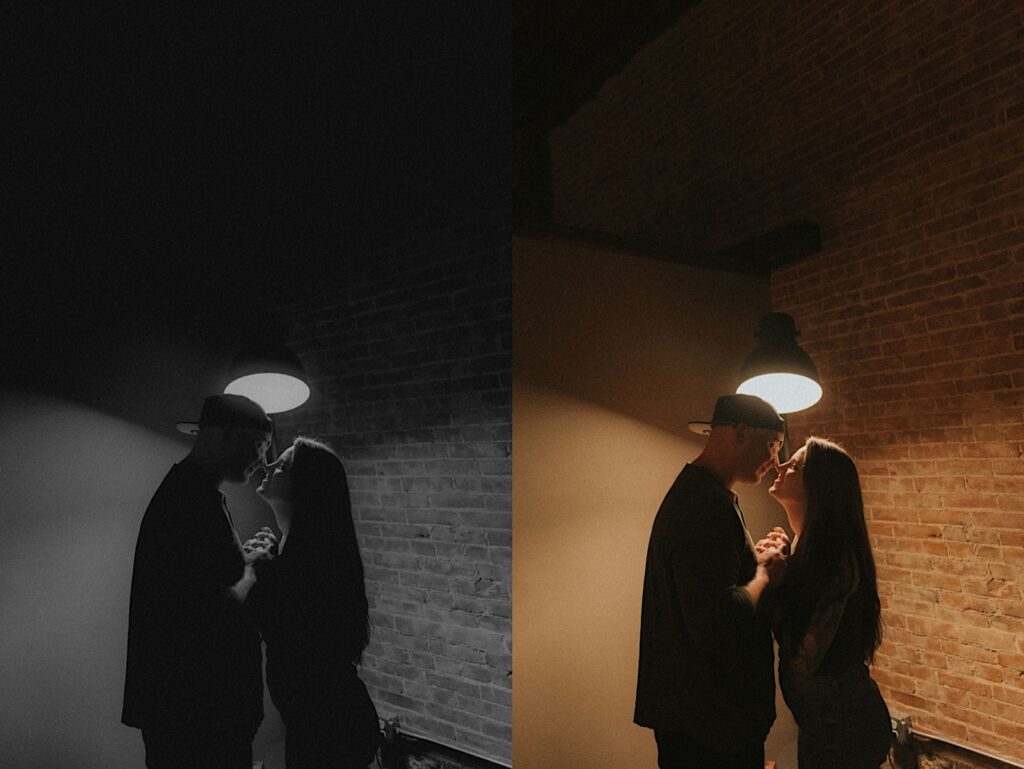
[713,220,823,273]
[514,220,823,276]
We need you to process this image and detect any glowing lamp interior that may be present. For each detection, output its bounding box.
[225,373,310,414]
[737,373,822,414]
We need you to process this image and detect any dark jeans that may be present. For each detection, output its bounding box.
[280,676,380,769]
[779,662,892,769]
[142,724,253,769]
[285,717,378,769]
[654,729,765,769]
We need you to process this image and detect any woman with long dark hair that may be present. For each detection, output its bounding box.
[761,436,891,769]
[248,437,380,768]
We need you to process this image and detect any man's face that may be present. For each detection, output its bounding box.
[738,425,784,484]
[224,427,272,483]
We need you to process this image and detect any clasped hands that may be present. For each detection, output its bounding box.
[242,527,278,567]
[754,526,790,586]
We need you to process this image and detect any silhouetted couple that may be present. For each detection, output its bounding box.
[123,394,379,769]
[635,394,891,769]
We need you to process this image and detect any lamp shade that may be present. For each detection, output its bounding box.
[224,344,310,414]
[736,313,821,413]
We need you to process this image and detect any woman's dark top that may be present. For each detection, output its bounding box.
[774,556,892,768]
[775,555,866,677]
[253,541,363,718]
[816,586,868,675]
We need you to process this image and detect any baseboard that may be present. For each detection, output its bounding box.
[380,732,508,769]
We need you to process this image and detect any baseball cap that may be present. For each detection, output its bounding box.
[176,394,273,436]
[688,393,785,435]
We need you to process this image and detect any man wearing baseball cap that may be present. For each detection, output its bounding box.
[634,394,790,769]
[123,394,273,768]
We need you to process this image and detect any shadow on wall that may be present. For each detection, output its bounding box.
[0,389,283,768]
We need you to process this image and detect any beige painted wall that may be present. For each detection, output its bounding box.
[0,389,284,768]
[513,237,799,768]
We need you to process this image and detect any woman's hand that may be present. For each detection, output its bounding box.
[755,527,790,589]
[755,526,790,557]
[242,527,278,566]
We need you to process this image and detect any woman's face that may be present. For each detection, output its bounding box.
[257,446,294,503]
[769,444,808,507]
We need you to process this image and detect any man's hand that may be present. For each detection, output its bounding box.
[758,546,788,587]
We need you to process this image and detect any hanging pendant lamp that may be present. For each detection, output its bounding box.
[736,313,821,414]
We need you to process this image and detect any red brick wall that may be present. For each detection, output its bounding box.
[547,0,1024,761]
[774,249,1023,759]
[272,212,511,763]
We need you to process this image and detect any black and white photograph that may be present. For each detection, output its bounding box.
[3,3,509,768]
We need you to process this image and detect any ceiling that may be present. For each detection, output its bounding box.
[3,3,508,390]
[513,0,821,275]
[515,0,700,140]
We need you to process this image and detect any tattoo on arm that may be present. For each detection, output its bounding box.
[789,560,860,677]
[790,596,848,677]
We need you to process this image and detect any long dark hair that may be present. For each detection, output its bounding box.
[777,437,882,664]
[286,437,370,664]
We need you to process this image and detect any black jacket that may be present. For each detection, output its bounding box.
[634,464,775,747]
[122,460,263,734]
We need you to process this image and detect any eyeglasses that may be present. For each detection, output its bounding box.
[237,430,271,455]
[715,421,784,453]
